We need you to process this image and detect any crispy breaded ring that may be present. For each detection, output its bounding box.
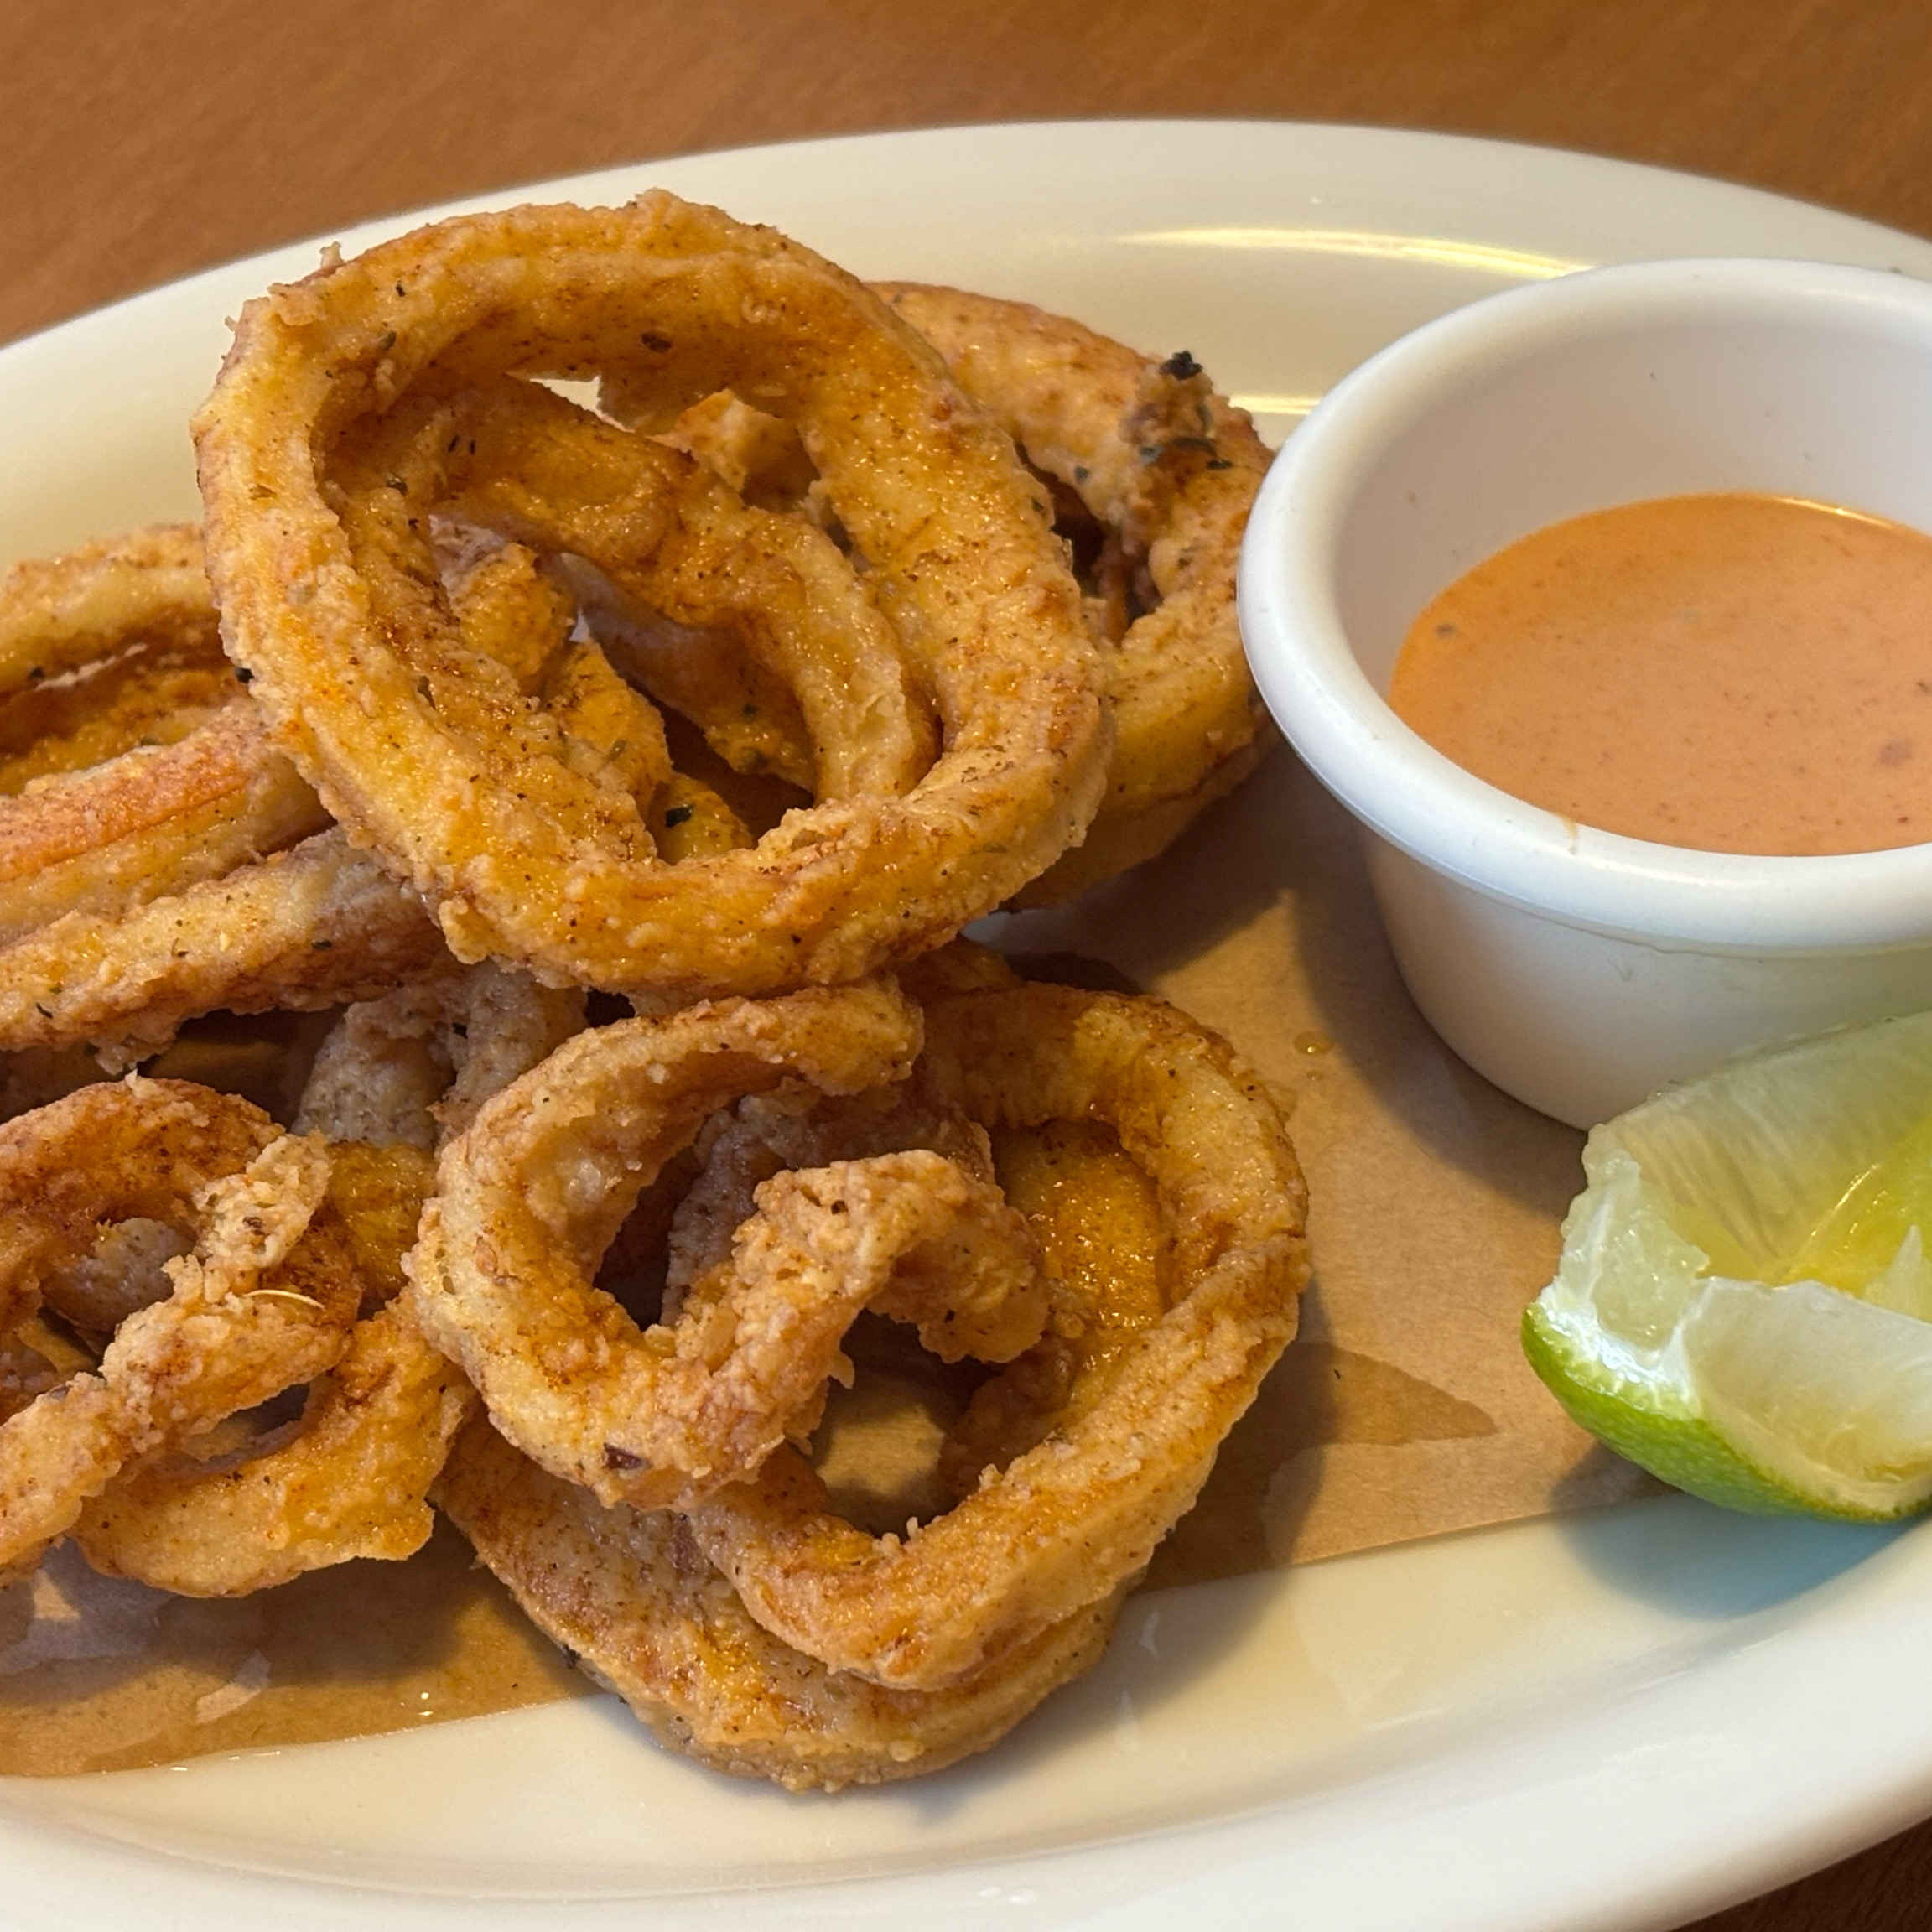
[437,1419,1121,1794]
[70,1294,469,1597]
[636,393,889,787]
[876,285,1274,904]
[564,1148,1045,1509]
[0,525,216,688]
[70,966,583,1597]
[0,643,232,795]
[0,828,454,1071]
[195,194,1105,997]
[684,983,1309,1690]
[405,980,925,1505]
[0,705,330,946]
[0,528,327,940]
[0,1082,362,1575]
[362,377,931,804]
[666,293,1271,901]
[661,1083,1004,1303]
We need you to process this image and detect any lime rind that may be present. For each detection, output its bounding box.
[1523,1008,1932,1524]
[1522,1301,1843,1519]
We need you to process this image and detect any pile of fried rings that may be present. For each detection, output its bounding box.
[0,192,1309,1791]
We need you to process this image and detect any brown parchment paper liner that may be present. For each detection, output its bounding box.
[0,746,1653,1775]
[993,745,1656,1582]
[0,1528,588,1776]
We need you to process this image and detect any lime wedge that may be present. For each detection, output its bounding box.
[1523,1009,1932,1519]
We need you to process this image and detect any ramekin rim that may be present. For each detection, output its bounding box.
[1236,254,1932,954]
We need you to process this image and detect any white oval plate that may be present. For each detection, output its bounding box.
[4,120,1932,1932]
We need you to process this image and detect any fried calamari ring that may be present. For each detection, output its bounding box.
[0,631,231,792]
[69,967,583,1597]
[436,1420,1121,1793]
[684,983,1309,1690]
[666,293,1271,901]
[660,1083,1006,1304]
[561,1147,1045,1509]
[877,286,1273,903]
[0,532,444,1071]
[405,980,926,1505]
[0,1081,340,1337]
[345,377,932,805]
[195,193,1105,997]
[0,524,215,676]
[0,828,454,1071]
[70,1296,468,1596]
[0,1081,362,1574]
[0,706,331,947]
[0,528,327,942]
[68,1128,466,1596]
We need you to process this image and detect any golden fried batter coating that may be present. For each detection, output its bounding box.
[686,983,1308,1689]
[878,285,1273,903]
[195,195,1105,997]
[0,829,454,1071]
[437,1420,1121,1794]
[406,981,925,1504]
[0,1083,363,1576]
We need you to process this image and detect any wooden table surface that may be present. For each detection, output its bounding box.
[6,2,1932,1924]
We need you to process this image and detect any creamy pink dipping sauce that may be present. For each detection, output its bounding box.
[1387,491,1932,856]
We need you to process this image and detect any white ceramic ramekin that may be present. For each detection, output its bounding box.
[1237,257,1932,1129]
